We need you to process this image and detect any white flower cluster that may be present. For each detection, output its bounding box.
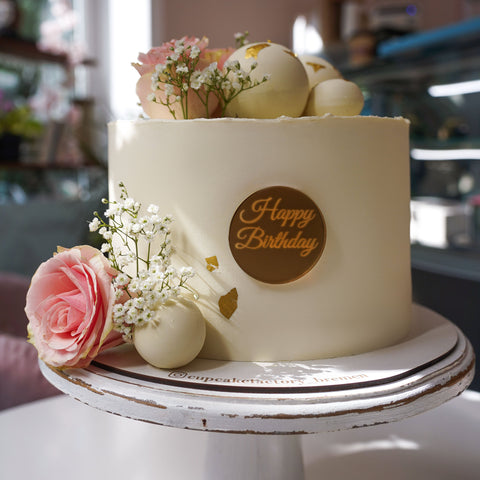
[89,183,196,342]
[149,35,269,119]
[219,59,271,100]
[111,263,195,341]
[234,31,249,48]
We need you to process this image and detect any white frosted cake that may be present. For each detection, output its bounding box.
[23,36,413,371]
[108,114,412,362]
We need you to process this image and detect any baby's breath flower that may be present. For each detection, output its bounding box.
[164,84,174,96]
[147,204,159,214]
[174,45,185,55]
[99,227,113,240]
[123,197,135,209]
[89,217,101,232]
[138,216,150,226]
[149,214,161,225]
[129,223,142,235]
[159,291,170,303]
[144,230,155,242]
[180,266,195,278]
[115,289,125,301]
[98,183,197,341]
[104,207,115,218]
[115,273,129,287]
[165,266,175,277]
[190,45,200,58]
[155,63,166,74]
[234,31,249,48]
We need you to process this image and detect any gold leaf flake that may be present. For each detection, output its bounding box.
[219,288,238,319]
[205,256,219,272]
[306,61,326,73]
[284,49,297,59]
[245,43,270,60]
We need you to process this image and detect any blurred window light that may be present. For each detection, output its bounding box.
[109,0,151,119]
[293,15,323,55]
[411,148,480,160]
[428,79,480,97]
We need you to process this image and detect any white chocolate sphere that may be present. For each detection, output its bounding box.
[304,78,364,117]
[298,55,342,90]
[133,299,206,369]
[224,42,309,118]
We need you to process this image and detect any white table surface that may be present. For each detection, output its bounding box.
[1,390,479,480]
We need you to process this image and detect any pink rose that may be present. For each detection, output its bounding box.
[132,36,210,76]
[26,245,123,368]
[133,36,227,119]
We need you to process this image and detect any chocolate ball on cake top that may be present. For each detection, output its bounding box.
[224,42,310,119]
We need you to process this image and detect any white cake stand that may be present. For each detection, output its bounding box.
[40,305,474,480]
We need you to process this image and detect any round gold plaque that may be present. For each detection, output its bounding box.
[229,186,326,284]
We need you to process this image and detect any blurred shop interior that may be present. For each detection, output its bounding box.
[0,0,480,404]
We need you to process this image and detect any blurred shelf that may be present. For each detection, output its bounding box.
[0,36,95,66]
[411,244,480,282]
[377,17,480,60]
[343,17,480,86]
[0,163,105,170]
[0,36,67,64]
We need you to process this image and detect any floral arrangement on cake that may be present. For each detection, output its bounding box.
[134,32,364,120]
[26,183,204,369]
[134,32,268,119]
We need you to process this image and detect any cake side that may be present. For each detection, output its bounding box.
[108,115,412,361]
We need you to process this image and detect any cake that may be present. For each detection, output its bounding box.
[25,35,412,370]
[108,114,411,362]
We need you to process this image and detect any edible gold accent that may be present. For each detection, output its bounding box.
[245,43,270,60]
[205,256,219,272]
[306,61,326,73]
[219,288,238,319]
[284,49,297,59]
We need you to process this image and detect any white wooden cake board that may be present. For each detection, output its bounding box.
[40,304,475,480]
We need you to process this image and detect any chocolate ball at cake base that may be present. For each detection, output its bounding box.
[133,299,206,369]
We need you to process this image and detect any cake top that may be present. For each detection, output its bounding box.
[133,33,364,120]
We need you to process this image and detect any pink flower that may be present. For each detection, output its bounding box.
[132,36,210,76]
[26,245,123,368]
[133,36,230,119]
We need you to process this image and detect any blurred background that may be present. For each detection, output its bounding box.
[1,0,479,406]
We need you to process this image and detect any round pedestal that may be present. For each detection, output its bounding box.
[40,305,474,479]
